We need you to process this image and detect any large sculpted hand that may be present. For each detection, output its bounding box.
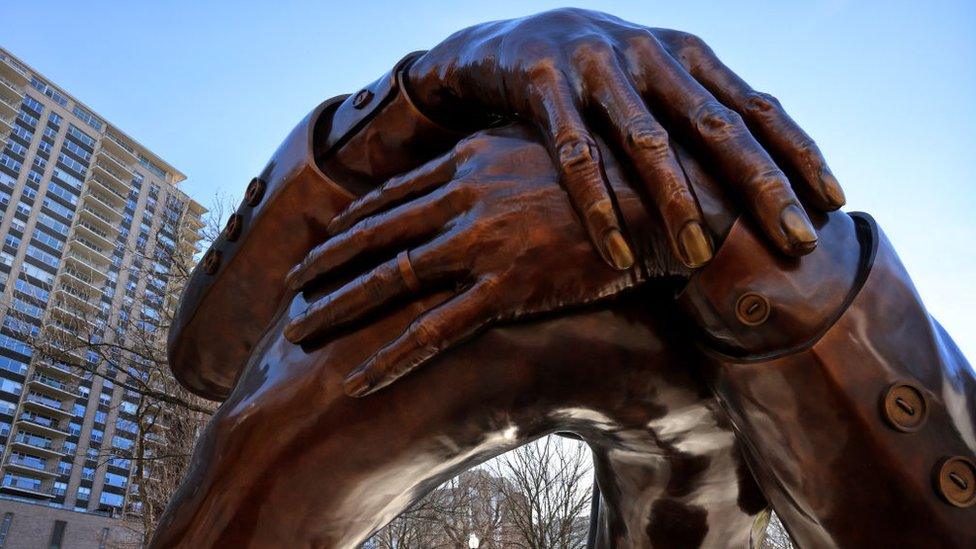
[406,8,845,269]
[285,126,673,396]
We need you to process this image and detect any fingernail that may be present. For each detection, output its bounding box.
[603,229,635,270]
[780,204,818,254]
[285,266,302,291]
[343,368,372,398]
[821,171,846,209]
[283,321,303,343]
[678,221,713,268]
[326,216,346,236]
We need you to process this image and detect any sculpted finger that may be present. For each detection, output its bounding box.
[284,235,460,343]
[343,278,497,397]
[328,151,458,235]
[286,187,464,291]
[624,33,818,256]
[658,31,843,211]
[583,50,711,267]
[528,65,634,270]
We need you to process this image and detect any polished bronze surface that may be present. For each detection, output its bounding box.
[162,8,974,548]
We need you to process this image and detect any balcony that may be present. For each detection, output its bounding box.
[0,55,29,87]
[0,76,22,103]
[54,286,99,313]
[0,476,54,499]
[95,149,134,177]
[91,162,130,195]
[65,251,110,281]
[28,373,79,400]
[82,192,124,222]
[34,360,81,381]
[23,393,72,418]
[11,433,68,458]
[68,239,112,267]
[17,412,70,437]
[101,133,138,164]
[5,454,59,478]
[74,219,115,250]
[0,94,16,118]
[87,177,127,206]
[60,268,106,296]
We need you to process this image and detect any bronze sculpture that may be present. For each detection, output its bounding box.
[155,9,974,548]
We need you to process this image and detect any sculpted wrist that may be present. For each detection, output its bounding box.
[317,51,465,193]
[676,209,869,359]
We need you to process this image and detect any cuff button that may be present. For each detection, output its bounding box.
[224,213,243,242]
[735,292,770,326]
[881,382,928,432]
[935,456,976,508]
[352,89,374,109]
[244,177,267,207]
[202,249,222,275]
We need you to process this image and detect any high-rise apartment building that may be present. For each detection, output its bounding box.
[0,48,204,546]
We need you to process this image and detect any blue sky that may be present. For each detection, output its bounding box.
[2,1,974,355]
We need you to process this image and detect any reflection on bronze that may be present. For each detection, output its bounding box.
[157,8,974,548]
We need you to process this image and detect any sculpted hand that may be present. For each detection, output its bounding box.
[284,127,673,397]
[407,8,844,268]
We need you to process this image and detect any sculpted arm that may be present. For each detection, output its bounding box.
[296,111,976,547]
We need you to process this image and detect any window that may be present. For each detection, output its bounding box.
[0,512,12,548]
[90,428,103,444]
[22,95,43,114]
[53,481,67,497]
[66,124,96,148]
[76,486,91,500]
[48,520,66,549]
[72,106,102,131]
[104,472,127,488]
[99,491,124,509]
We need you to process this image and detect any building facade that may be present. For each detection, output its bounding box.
[0,48,204,547]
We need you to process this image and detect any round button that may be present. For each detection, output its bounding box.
[224,213,243,242]
[352,89,373,109]
[935,456,976,508]
[881,382,928,432]
[202,249,222,275]
[735,292,770,326]
[244,177,266,207]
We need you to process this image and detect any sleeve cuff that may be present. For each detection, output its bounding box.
[676,209,874,359]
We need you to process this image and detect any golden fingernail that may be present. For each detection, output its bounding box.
[780,204,818,254]
[603,229,635,270]
[821,172,846,209]
[678,221,713,268]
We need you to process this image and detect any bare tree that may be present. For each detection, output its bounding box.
[487,437,592,549]
[10,192,232,546]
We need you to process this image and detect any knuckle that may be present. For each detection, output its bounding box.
[571,38,615,66]
[362,265,394,301]
[557,135,599,169]
[525,58,561,84]
[693,101,743,139]
[747,170,791,202]
[440,185,473,217]
[410,318,440,350]
[743,91,781,115]
[627,124,670,155]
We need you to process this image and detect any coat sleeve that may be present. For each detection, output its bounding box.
[677,210,976,548]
